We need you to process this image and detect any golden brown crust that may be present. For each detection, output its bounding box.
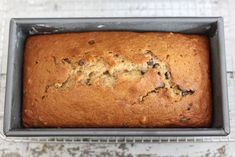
[23,32,211,128]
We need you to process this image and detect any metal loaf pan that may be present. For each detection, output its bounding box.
[3,17,230,136]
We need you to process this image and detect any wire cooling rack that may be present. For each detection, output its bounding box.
[0,0,235,143]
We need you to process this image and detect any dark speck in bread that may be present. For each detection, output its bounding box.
[140,70,145,75]
[165,72,170,79]
[88,40,95,45]
[103,70,110,75]
[147,59,154,66]
[78,59,85,66]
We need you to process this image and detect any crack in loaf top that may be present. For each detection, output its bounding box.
[23,32,212,128]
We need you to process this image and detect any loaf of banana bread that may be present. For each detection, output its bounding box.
[23,32,211,128]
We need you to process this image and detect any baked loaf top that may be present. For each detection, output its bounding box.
[23,32,211,128]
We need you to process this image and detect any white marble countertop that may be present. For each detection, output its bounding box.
[1,0,235,156]
[0,142,235,156]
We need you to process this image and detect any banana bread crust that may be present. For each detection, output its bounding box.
[23,32,211,128]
